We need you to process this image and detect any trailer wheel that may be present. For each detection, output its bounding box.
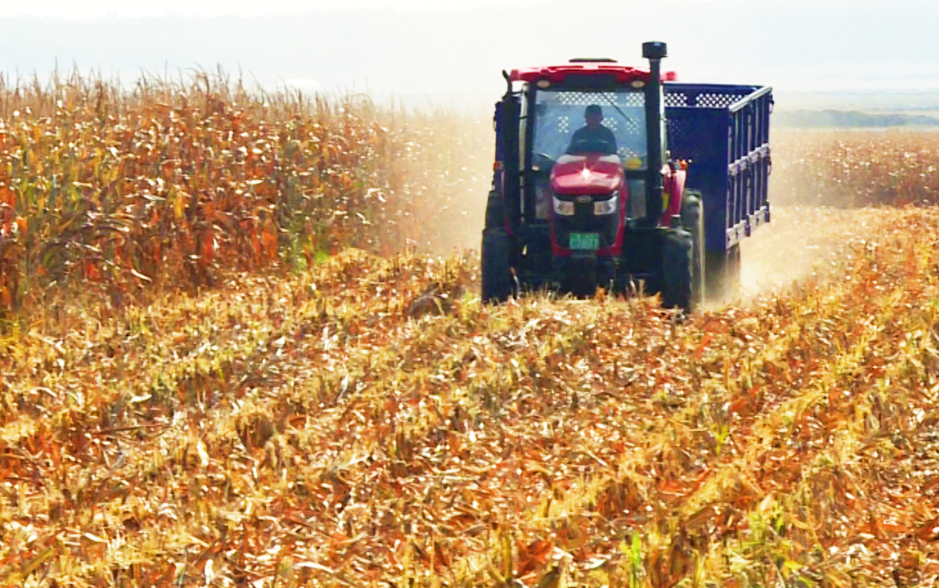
[705,244,741,302]
[662,227,694,312]
[484,191,505,230]
[481,228,513,303]
[680,191,705,307]
[728,244,741,285]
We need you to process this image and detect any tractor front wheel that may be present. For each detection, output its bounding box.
[481,228,514,303]
[662,227,694,312]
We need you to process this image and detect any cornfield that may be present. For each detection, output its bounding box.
[1,73,939,587]
[772,128,939,207]
[0,70,491,315]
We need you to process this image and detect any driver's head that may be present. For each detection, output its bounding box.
[585,104,603,128]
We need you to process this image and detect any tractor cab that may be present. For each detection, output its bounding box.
[500,52,672,230]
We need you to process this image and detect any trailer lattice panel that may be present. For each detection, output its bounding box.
[555,91,645,108]
[665,90,753,109]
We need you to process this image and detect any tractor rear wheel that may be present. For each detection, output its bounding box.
[662,227,694,312]
[484,191,505,230]
[680,191,705,307]
[481,228,513,303]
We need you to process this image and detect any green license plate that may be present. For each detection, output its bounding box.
[569,232,599,250]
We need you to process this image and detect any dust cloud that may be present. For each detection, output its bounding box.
[738,205,877,300]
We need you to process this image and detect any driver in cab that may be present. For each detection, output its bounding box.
[567,104,618,155]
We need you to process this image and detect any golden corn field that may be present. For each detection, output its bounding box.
[2,73,939,587]
[0,71,490,315]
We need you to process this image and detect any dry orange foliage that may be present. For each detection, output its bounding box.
[1,78,939,587]
[3,207,939,587]
[773,128,939,207]
[0,71,490,315]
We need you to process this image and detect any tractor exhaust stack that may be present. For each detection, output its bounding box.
[642,41,667,227]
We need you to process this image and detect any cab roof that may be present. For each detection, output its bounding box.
[510,63,651,84]
[510,62,676,84]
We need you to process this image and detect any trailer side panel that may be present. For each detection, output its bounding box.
[665,83,772,252]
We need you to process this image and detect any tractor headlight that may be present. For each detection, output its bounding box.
[593,195,618,215]
[553,197,575,216]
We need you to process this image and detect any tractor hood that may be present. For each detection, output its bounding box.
[551,154,623,196]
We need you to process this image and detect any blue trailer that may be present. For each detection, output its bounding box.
[666,83,773,297]
[482,42,773,311]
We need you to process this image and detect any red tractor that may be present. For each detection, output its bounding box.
[482,41,772,311]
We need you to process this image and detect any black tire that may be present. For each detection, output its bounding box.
[481,228,513,303]
[484,191,505,230]
[728,244,741,286]
[680,191,705,307]
[662,227,694,312]
[705,244,741,303]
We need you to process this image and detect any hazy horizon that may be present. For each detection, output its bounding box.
[3,0,939,108]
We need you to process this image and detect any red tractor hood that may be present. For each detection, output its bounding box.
[551,154,623,195]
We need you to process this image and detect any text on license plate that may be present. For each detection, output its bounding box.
[569,232,599,250]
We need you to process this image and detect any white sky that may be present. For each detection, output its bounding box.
[1,0,542,18]
[3,0,939,103]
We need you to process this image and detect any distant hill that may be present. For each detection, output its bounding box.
[775,109,939,128]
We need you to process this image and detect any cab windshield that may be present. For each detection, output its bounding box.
[531,87,648,169]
